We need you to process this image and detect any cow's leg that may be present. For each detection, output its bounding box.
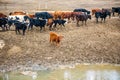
[53,23,57,28]
[8,25,11,30]
[104,18,106,23]
[43,26,45,31]
[23,30,25,35]
[112,12,115,16]
[82,21,84,26]
[49,24,53,31]
[76,20,79,26]
[109,13,111,19]
[5,25,8,30]
[1,25,5,31]
[40,26,42,32]
[28,25,30,30]
[96,18,98,23]
[85,20,87,25]
[15,27,18,34]
[18,29,21,34]
[1,26,5,31]
[101,18,103,23]
[62,23,65,27]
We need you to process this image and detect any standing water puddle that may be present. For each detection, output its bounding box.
[0,64,120,80]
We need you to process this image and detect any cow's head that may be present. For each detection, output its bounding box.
[56,35,64,46]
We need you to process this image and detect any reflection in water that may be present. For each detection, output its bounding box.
[86,70,120,80]
[0,64,120,80]
[64,71,71,80]
[86,70,96,80]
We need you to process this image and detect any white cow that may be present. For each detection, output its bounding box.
[8,15,26,22]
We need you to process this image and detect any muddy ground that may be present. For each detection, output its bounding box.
[0,0,120,71]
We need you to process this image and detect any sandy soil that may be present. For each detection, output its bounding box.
[0,0,120,71]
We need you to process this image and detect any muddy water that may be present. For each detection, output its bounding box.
[0,64,120,80]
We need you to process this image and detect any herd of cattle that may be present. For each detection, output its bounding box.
[0,7,120,35]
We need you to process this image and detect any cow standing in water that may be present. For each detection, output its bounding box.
[49,32,64,46]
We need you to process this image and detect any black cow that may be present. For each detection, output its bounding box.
[95,10,108,23]
[7,19,15,30]
[0,18,8,31]
[24,16,46,31]
[76,13,91,26]
[112,7,120,16]
[33,18,46,31]
[35,12,53,19]
[49,19,66,30]
[102,8,111,18]
[73,8,90,14]
[53,19,66,27]
[14,21,27,35]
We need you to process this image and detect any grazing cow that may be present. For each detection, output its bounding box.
[112,7,120,16]
[95,10,109,23]
[14,21,27,35]
[49,32,64,46]
[75,13,91,26]
[73,8,90,14]
[91,8,101,15]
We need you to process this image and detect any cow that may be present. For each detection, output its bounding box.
[8,11,27,23]
[53,19,66,28]
[35,12,53,19]
[53,11,64,19]
[0,18,8,31]
[102,8,112,18]
[7,18,15,30]
[75,13,91,26]
[71,12,84,21]
[91,8,101,15]
[73,8,90,14]
[9,11,26,15]
[14,20,27,35]
[49,32,64,46]
[0,13,7,18]
[52,11,73,23]
[95,10,109,23]
[24,15,46,31]
[112,7,120,16]
[47,18,66,31]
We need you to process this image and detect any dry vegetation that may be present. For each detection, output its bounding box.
[0,0,120,71]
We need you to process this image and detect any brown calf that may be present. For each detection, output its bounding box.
[49,32,63,46]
